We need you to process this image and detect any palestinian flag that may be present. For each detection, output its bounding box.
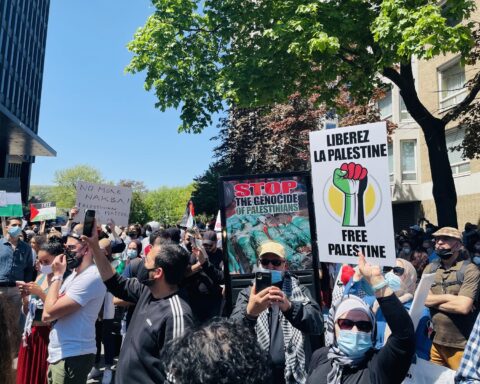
[30,202,57,222]
[0,192,23,217]
[180,200,195,228]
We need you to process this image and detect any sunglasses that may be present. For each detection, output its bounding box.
[336,318,373,333]
[260,259,284,267]
[382,266,405,276]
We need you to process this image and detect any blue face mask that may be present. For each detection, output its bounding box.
[271,270,284,284]
[473,256,480,266]
[127,249,138,259]
[385,271,402,292]
[146,230,152,237]
[8,226,22,238]
[257,267,284,284]
[337,330,372,359]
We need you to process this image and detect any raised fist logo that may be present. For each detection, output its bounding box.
[333,162,368,227]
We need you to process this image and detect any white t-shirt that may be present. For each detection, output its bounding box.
[103,292,115,320]
[47,264,106,363]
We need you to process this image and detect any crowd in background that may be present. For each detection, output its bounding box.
[0,207,479,384]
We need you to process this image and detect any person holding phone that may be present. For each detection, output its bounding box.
[42,222,106,384]
[230,241,323,384]
[0,216,35,328]
[182,230,224,324]
[16,240,63,384]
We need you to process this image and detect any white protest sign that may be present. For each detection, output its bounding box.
[309,122,395,266]
[409,272,436,330]
[75,181,132,226]
[402,358,455,384]
[0,190,6,207]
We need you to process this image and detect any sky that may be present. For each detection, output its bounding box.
[30,0,219,190]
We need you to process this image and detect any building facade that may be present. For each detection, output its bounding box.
[384,3,480,231]
[0,0,55,202]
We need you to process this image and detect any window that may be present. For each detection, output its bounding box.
[446,129,470,176]
[388,143,394,183]
[399,96,412,121]
[439,61,467,110]
[378,88,392,119]
[400,140,417,182]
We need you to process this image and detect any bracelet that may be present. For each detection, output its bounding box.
[372,279,388,291]
[51,275,63,283]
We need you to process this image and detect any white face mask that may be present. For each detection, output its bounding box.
[39,263,53,275]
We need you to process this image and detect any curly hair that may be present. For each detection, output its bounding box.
[161,318,270,384]
[0,296,18,384]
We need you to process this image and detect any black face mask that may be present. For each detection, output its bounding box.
[437,248,454,260]
[127,231,138,239]
[65,248,84,270]
[138,264,156,287]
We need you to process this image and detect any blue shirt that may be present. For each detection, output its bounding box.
[0,238,34,283]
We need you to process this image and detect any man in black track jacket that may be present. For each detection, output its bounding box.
[84,223,193,383]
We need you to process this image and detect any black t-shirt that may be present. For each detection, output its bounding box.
[104,273,194,384]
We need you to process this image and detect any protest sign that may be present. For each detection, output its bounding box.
[409,272,436,330]
[402,357,455,384]
[30,202,57,222]
[220,172,316,274]
[309,122,395,266]
[75,181,132,226]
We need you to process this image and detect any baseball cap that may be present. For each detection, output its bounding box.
[257,241,285,259]
[432,227,462,241]
[202,230,217,246]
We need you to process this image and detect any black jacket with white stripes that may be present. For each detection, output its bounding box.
[104,273,194,384]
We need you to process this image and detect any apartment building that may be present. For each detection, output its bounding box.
[383,4,480,231]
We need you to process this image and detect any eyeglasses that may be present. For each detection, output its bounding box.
[260,259,284,267]
[383,266,405,276]
[336,318,373,332]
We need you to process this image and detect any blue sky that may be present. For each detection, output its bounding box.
[30,0,219,190]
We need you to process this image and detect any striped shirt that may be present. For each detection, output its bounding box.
[455,312,480,383]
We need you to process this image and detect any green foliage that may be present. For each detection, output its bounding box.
[29,185,55,203]
[127,0,476,133]
[144,184,195,226]
[118,180,151,224]
[51,165,104,209]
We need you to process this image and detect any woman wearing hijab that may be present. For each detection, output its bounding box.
[307,253,415,384]
[373,258,417,348]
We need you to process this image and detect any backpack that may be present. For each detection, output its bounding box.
[429,259,470,291]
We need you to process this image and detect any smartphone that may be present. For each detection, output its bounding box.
[255,271,271,293]
[194,238,203,248]
[82,210,95,237]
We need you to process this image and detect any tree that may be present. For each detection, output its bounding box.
[127,0,479,227]
[144,184,195,227]
[51,165,104,209]
[118,180,151,224]
[192,90,394,216]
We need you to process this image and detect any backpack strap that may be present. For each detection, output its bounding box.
[431,260,470,289]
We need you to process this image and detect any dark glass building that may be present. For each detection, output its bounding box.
[0,0,55,202]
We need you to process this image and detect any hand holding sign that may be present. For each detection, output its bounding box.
[333,162,368,227]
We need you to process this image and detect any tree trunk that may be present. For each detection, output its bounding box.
[418,118,458,228]
[384,64,459,228]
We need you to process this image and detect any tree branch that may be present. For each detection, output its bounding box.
[382,67,405,89]
[442,71,480,124]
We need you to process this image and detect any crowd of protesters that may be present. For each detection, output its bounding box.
[0,207,479,384]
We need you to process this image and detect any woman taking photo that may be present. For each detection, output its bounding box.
[16,240,64,384]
